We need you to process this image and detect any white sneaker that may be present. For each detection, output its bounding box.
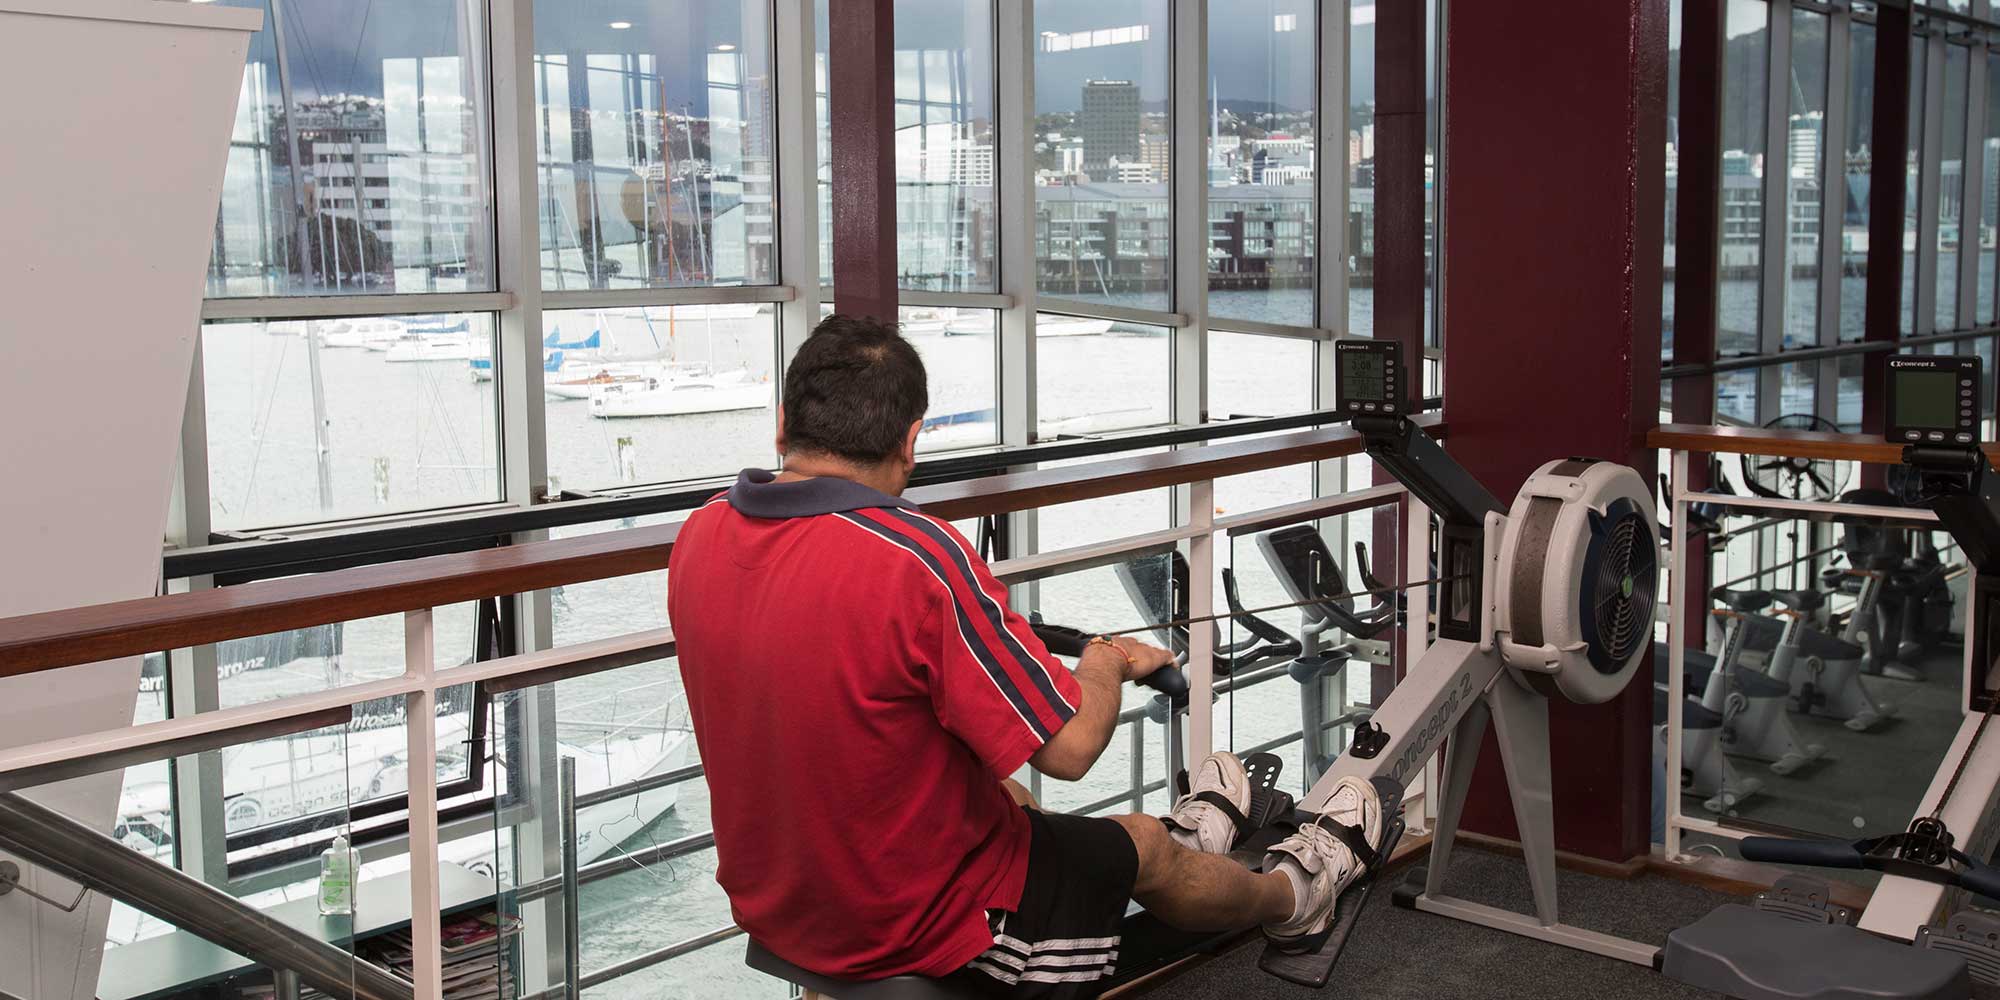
[1164,752,1252,854]
[1262,776,1383,946]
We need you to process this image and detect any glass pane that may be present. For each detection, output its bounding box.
[1207,0,1317,327]
[1904,32,1925,335]
[899,0,998,292]
[1778,360,1816,418]
[1837,353,1863,430]
[1223,503,1400,797]
[1719,0,1767,355]
[1717,369,1757,425]
[1783,10,1828,350]
[1665,0,1681,359]
[76,746,366,993]
[910,306,1000,451]
[532,2,777,291]
[1035,314,1170,437]
[1674,493,1968,849]
[1015,560,1179,816]
[1209,331,1314,420]
[1838,20,1874,343]
[204,0,494,297]
[203,315,500,531]
[542,304,778,491]
[1032,0,1172,311]
[1937,43,1969,332]
[1985,51,2000,326]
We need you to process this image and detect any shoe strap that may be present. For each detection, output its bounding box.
[1164,790,1255,847]
[1316,818,1384,875]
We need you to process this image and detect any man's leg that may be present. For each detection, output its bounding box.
[1109,815,1294,931]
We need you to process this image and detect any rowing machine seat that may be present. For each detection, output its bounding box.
[1665,905,1971,1000]
[746,941,979,1000]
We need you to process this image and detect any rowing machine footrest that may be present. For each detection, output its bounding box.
[1256,779,1406,989]
[1919,911,2000,987]
[1752,875,1854,925]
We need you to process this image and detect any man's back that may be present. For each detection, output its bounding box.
[669,470,1080,979]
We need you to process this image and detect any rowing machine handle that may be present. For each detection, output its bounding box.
[1739,836,1866,870]
[1958,862,2000,903]
[1028,617,1190,701]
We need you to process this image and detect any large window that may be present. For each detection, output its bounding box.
[1208,0,1318,328]
[204,0,494,297]
[1033,0,1173,311]
[203,315,501,531]
[1719,0,1768,357]
[1937,41,1970,331]
[532,1,778,290]
[1784,9,1829,350]
[542,305,780,491]
[1838,19,1874,343]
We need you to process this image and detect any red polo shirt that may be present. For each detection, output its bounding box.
[668,469,1082,980]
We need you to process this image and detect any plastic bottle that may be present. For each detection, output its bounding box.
[318,834,357,915]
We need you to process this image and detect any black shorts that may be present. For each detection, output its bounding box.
[945,807,1140,999]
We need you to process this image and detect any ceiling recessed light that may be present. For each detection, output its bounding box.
[716,43,737,51]
[608,20,632,29]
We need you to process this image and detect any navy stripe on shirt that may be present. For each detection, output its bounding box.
[879,509,1078,721]
[834,512,1056,742]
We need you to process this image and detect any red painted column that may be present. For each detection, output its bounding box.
[1862,4,1912,441]
[827,0,898,323]
[1442,1,1668,862]
[1673,0,1723,650]
[1372,0,1428,702]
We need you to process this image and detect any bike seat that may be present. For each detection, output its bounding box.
[1772,589,1825,612]
[746,941,981,1000]
[1666,904,1970,1000]
[1711,587,1774,613]
[1655,685,1724,729]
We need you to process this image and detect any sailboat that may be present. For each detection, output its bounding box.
[587,369,771,417]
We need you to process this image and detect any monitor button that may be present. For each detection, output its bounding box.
[1958,433,1975,444]
[1929,431,1947,442]
[1907,431,1924,441]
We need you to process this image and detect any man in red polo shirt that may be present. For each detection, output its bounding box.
[669,315,1383,997]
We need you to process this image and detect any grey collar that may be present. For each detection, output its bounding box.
[725,468,917,518]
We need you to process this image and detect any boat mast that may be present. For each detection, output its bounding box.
[268,0,335,511]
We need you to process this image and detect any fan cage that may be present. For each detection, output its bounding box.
[1580,498,1658,674]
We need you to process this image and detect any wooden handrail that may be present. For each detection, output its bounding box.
[1648,423,2000,469]
[0,415,1441,677]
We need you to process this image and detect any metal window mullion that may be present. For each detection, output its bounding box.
[1313,0,1351,501]
[490,0,544,511]
[1960,39,1986,329]
[900,289,1013,311]
[541,285,797,311]
[1818,6,1851,418]
[776,0,821,368]
[1034,296,1187,329]
[995,0,1040,583]
[1919,28,1948,335]
[168,339,229,885]
[1758,0,1794,423]
[1172,0,1210,427]
[200,292,516,321]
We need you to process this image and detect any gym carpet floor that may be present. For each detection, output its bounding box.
[1141,846,2000,999]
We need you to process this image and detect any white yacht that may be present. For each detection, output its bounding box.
[588,370,771,418]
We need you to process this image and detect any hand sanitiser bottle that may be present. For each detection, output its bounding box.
[318,834,357,915]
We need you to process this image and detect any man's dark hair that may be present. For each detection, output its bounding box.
[782,314,930,464]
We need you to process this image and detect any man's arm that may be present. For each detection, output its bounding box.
[1030,637,1173,781]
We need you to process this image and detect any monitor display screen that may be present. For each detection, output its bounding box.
[1343,351,1388,402]
[1894,370,1960,429]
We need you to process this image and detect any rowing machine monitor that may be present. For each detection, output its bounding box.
[1886,354,1981,448]
[1335,338,1407,417]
